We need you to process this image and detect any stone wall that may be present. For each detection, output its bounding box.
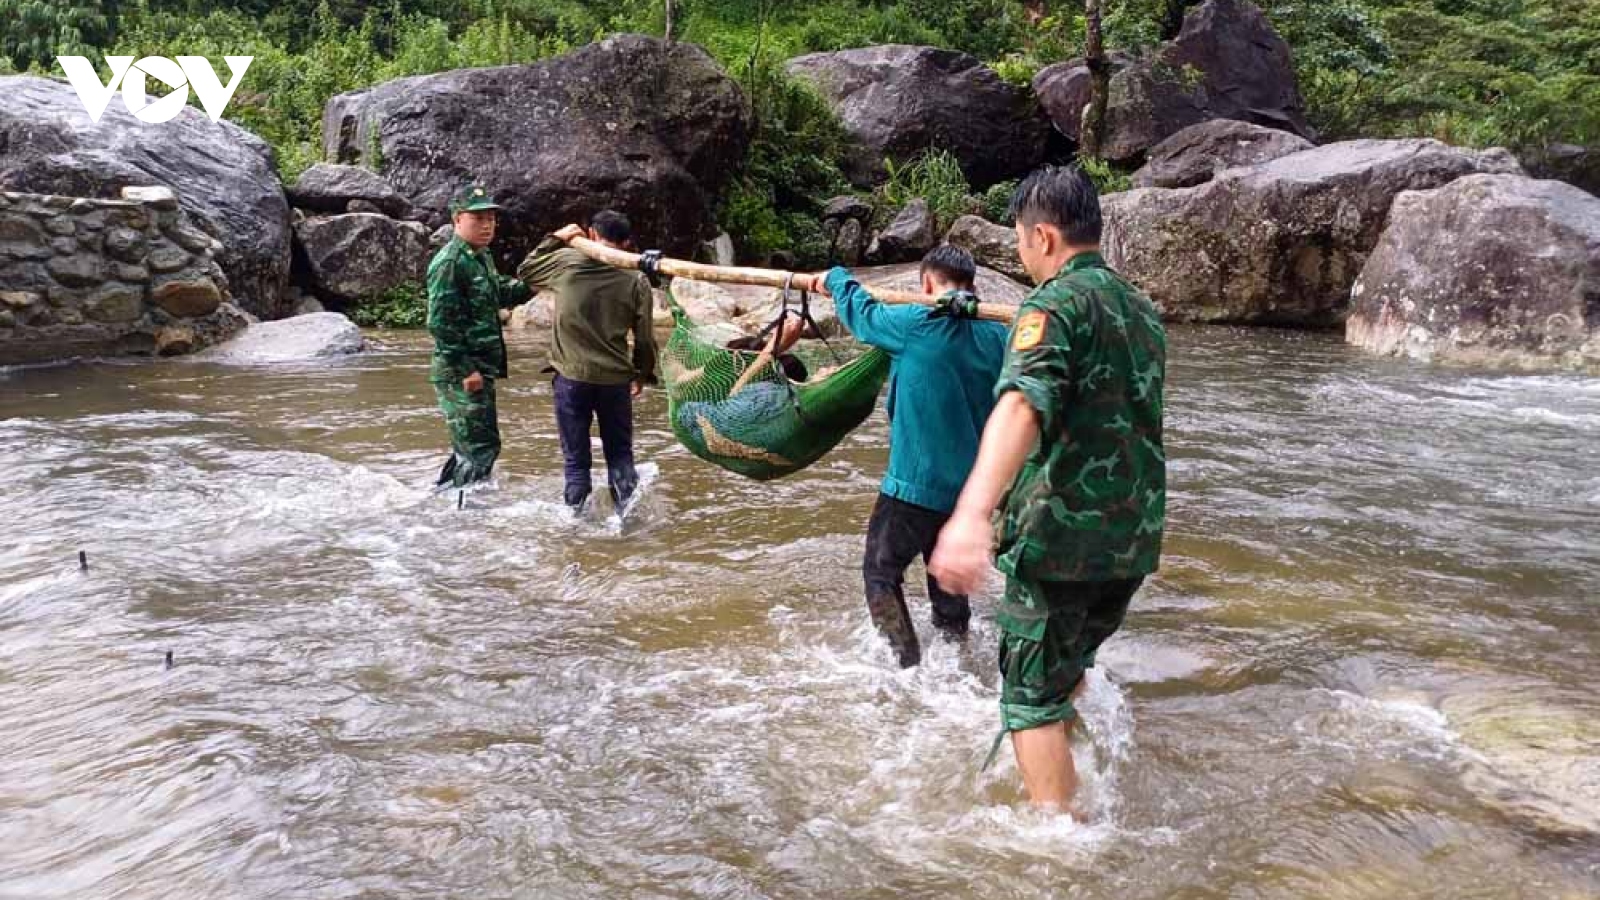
[0,186,246,366]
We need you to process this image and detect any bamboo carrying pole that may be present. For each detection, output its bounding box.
[559,231,1018,324]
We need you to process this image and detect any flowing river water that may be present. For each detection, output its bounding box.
[2,326,1597,899]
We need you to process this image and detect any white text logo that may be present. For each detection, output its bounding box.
[57,56,253,124]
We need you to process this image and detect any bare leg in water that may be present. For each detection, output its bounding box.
[1012,677,1092,811]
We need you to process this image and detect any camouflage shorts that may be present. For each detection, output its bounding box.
[996,576,1144,732]
[434,377,501,487]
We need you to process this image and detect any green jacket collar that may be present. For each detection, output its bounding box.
[1034,250,1107,291]
[450,235,489,259]
[1060,250,1106,275]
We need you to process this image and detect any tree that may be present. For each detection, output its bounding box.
[664,0,675,41]
[1081,0,1110,159]
[0,0,114,72]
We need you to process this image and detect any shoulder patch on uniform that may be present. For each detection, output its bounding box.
[1013,310,1048,351]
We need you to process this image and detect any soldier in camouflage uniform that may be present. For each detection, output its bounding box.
[427,185,531,488]
[930,165,1166,810]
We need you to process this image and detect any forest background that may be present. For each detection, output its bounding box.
[3,0,1595,273]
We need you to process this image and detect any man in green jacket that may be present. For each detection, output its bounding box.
[808,245,1009,668]
[427,184,531,488]
[516,211,658,511]
[930,165,1166,811]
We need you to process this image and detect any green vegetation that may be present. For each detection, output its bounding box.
[718,56,852,268]
[979,179,1020,225]
[876,150,977,233]
[6,0,1594,272]
[0,1,114,71]
[348,281,427,329]
[1075,155,1131,195]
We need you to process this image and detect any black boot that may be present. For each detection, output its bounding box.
[930,602,971,644]
[866,589,921,668]
[565,485,591,514]
[436,453,459,488]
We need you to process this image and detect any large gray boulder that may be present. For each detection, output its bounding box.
[288,164,417,219]
[293,213,430,305]
[201,311,364,363]
[945,215,1027,283]
[0,76,292,319]
[322,35,751,268]
[787,45,1049,188]
[1103,139,1523,326]
[1035,0,1312,164]
[1347,175,1600,372]
[1132,119,1315,189]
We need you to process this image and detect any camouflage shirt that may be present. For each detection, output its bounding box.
[427,236,531,384]
[994,251,1167,582]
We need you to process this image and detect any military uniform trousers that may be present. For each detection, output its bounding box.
[434,377,501,488]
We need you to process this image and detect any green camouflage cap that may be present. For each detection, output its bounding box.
[449,184,501,214]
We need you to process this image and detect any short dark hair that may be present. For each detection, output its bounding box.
[920,244,977,290]
[725,336,809,382]
[1007,165,1102,245]
[590,210,632,244]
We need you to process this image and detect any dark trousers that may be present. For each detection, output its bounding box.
[553,374,637,508]
[863,493,971,668]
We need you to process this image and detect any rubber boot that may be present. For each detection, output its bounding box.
[929,599,971,644]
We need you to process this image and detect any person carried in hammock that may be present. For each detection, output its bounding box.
[803,245,1009,667]
[671,317,824,451]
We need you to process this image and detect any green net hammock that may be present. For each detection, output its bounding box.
[660,288,891,480]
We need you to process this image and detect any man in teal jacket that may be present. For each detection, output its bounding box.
[808,245,1008,667]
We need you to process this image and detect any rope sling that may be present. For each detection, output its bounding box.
[558,232,1016,480]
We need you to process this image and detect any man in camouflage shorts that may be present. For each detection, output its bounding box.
[931,165,1167,810]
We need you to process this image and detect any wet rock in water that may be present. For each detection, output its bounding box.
[507,295,554,331]
[1096,637,1213,684]
[293,213,430,306]
[1103,139,1523,325]
[1132,119,1315,189]
[0,76,291,319]
[1348,175,1600,373]
[667,277,766,328]
[945,215,1027,283]
[1440,691,1600,835]
[510,286,673,333]
[322,35,752,266]
[1034,0,1313,164]
[201,311,364,363]
[154,325,197,356]
[787,44,1049,188]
